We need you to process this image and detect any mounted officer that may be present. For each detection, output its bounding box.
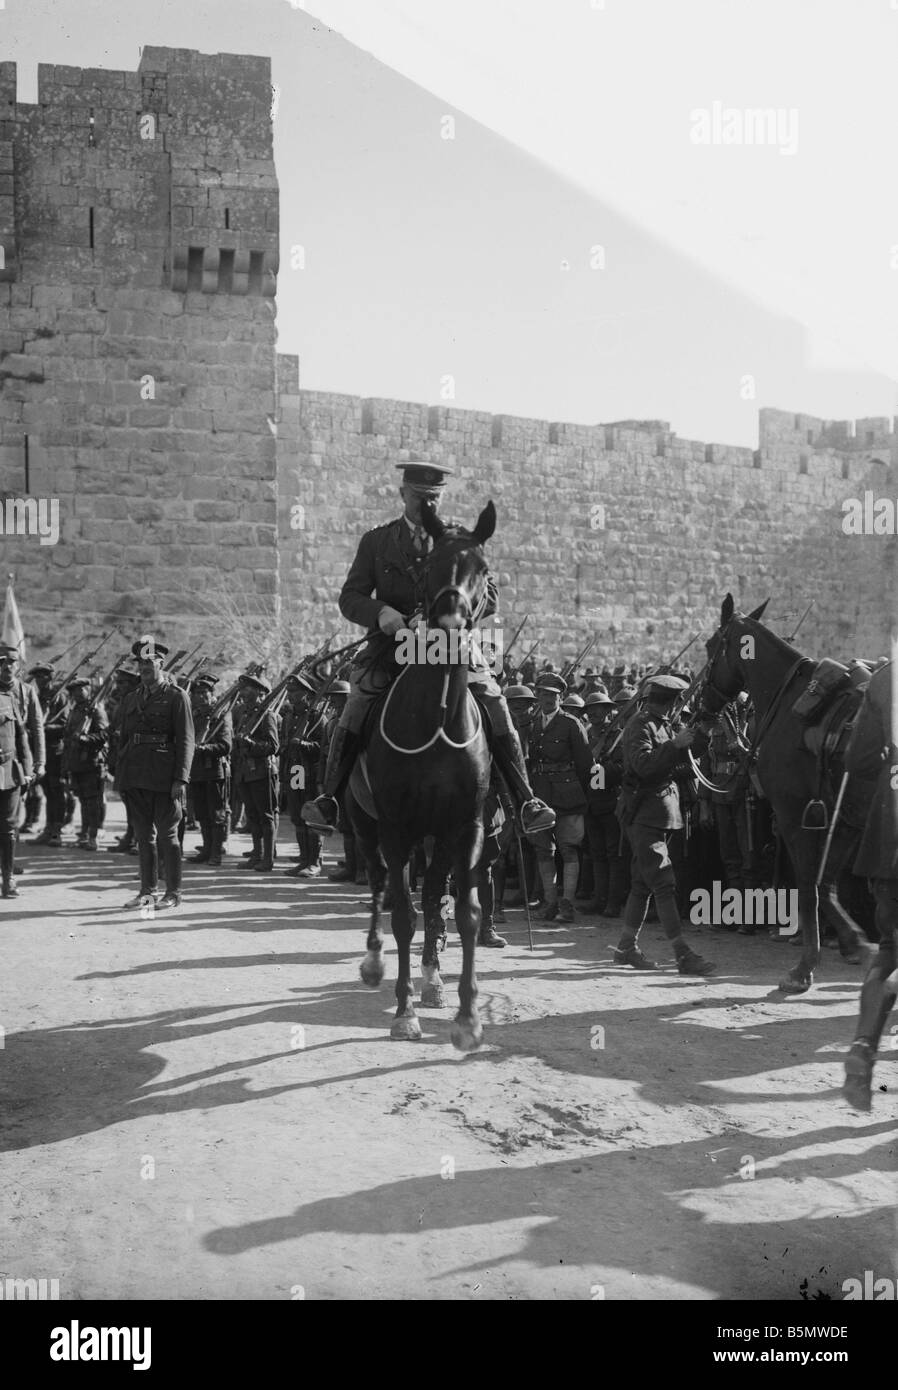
[302,457,555,840]
[613,673,715,975]
[115,636,195,910]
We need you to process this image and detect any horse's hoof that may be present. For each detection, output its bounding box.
[450,1017,483,1052]
[359,952,385,988]
[420,984,446,1008]
[778,973,812,994]
[390,1014,422,1041]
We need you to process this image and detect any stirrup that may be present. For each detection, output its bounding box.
[301,796,339,836]
[520,799,556,834]
[801,798,828,830]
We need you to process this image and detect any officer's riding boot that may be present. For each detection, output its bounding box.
[536,860,559,921]
[157,838,183,909]
[478,869,507,947]
[254,828,275,871]
[603,858,627,917]
[558,861,579,923]
[299,830,322,877]
[1,832,19,898]
[329,829,355,882]
[245,829,262,869]
[491,732,555,836]
[285,826,308,876]
[576,850,594,900]
[46,823,64,848]
[33,825,52,845]
[303,727,359,835]
[207,825,224,868]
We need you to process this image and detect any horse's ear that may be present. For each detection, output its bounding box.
[721,593,735,625]
[471,500,496,546]
[420,499,446,541]
[747,599,770,622]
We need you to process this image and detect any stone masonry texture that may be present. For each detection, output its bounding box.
[2,48,897,672]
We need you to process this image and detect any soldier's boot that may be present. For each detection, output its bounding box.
[32,826,53,845]
[843,965,897,1111]
[157,837,183,909]
[302,728,359,835]
[83,800,100,851]
[245,830,262,869]
[491,733,555,836]
[285,827,310,876]
[536,864,559,921]
[1,832,19,898]
[298,830,323,878]
[492,859,507,924]
[478,874,507,947]
[254,829,275,872]
[191,819,212,863]
[329,830,356,881]
[46,824,64,848]
[63,791,76,827]
[557,861,580,923]
[207,825,225,868]
[585,860,610,915]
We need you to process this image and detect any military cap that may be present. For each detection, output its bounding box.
[28,662,54,677]
[396,453,454,488]
[115,668,141,685]
[562,692,585,710]
[585,690,614,708]
[584,666,597,677]
[328,680,351,696]
[642,673,689,693]
[505,684,536,702]
[67,676,91,691]
[534,673,567,694]
[239,671,271,695]
[287,671,318,696]
[613,685,637,703]
[131,635,169,660]
[192,673,219,690]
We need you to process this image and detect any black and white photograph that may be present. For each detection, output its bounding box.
[1,0,896,1334]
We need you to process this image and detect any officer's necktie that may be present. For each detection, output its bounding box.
[412,525,429,555]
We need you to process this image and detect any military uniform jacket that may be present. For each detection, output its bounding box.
[586,723,624,815]
[115,678,195,794]
[42,691,70,762]
[845,662,898,879]
[619,709,686,830]
[281,707,323,788]
[5,678,45,773]
[528,710,592,814]
[0,685,33,790]
[190,709,233,784]
[339,516,499,634]
[62,701,109,775]
[234,707,279,785]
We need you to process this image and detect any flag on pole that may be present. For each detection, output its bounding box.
[1,575,26,663]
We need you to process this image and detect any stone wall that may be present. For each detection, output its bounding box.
[0,48,281,659]
[2,45,896,675]
[280,397,898,667]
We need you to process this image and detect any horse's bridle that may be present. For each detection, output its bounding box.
[420,547,490,631]
[700,622,743,715]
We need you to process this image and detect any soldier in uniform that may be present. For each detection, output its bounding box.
[0,642,35,897]
[115,637,195,909]
[500,683,540,909]
[62,676,109,850]
[302,458,554,841]
[188,674,232,867]
[232,672,279,872]
[697,696,754,919]
[281,671,325,878]
[106,667,141,853]
[317,681,364,883]
[21,662,54,833]
[583,688,629,917]
[842,660,898,1110]
[613,673,714,974]
[28,663,68,845]
[527,673,593,923]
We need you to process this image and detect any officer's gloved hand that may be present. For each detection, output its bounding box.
[377,606,406,637]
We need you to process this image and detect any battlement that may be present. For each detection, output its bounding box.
[759,406,898,455]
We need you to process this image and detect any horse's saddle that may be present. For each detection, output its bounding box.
[358,676,493,756]
[791,657,851,725]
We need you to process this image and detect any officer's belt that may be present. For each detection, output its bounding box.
[130,733,174,746]
[534,760,574,774]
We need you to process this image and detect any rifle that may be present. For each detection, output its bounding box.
[47,629,117,712]
[66,652,127,744]
[561,636,595,685]
[181,654,209,685]
[162,647,188,674]
[594,633,702,760]
[786,599,814,645]
[239,641,335,742]
[502,614,530,668]
[513,639,540,682]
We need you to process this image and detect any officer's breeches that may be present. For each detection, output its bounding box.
[72,770,105,836]
[241,777,277,835]
[623,822,685,940]
[192,781,228,829]
[127,787,183,894]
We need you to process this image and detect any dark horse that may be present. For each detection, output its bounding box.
[348,500,496,1049]
[701,594,873,994]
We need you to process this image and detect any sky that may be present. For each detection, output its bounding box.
[3,0,897,445]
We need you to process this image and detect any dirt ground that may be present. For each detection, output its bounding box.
[2,799,896,1302]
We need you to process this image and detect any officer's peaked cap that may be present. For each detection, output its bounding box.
[535,673,567,694]
[131,635,169,660]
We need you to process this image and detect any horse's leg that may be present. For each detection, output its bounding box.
[349,793,387,987]
[778,822,820,993]
[387,848,421,1040]
[819,827,874,965]
[450,822,484,1052]
[420,842,451,1008]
